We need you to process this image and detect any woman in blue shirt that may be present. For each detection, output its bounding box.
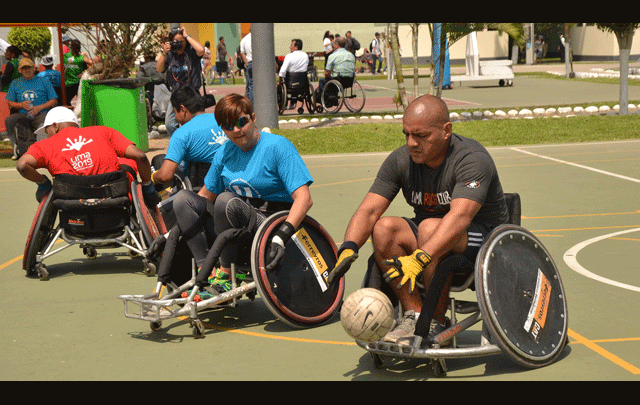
[168,94,313,297]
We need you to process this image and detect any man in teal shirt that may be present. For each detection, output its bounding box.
[5,58,58,159]
[316,37,356,105]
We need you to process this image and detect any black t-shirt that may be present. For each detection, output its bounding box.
[165,46,202,92]
[370,134,509,228]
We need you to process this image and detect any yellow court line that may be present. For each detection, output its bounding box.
[524,211,640,220]
[568,329,640,375]
[532,225,640,234]
[204,323,357,347]
[0,255,22,271]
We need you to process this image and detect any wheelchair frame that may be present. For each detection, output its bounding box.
[23,179,164,281]
[319,76,366,115]
[119,211,345,339]
[356,194,569,378]
[277,76,316,116]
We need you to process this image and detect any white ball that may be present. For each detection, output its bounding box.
[341,288,396,343]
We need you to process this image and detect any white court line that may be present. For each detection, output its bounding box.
[564,228,640,293]
[510,147,640,184]
[511,147,640,293]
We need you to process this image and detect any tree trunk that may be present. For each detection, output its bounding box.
[616,31,633,115]
[390,23,408,110]
[411,24,420,99]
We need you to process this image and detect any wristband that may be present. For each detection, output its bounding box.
[338,241,359,257]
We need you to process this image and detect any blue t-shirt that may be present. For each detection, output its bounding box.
[165,114,228,170]
[37,69,62,89]
[205,132,313,203]
[6,76,58,115]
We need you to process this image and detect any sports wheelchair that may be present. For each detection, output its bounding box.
[357,194,570,377]
[119,209,345,339]
[277,72,316,115]
[316,75,366,115]
[23,170,166,281]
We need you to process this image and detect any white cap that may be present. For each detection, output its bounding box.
[35,107,80,138]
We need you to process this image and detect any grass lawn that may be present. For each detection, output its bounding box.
[279,114,640,156]
[2,113,638,168]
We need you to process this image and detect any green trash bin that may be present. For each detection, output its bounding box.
[81,78,151,152]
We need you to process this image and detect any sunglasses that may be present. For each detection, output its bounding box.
[223,116,251,131]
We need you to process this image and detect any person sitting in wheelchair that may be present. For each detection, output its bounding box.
[161,94,314,301]
[315,37,356,107]
[151,86,227,191]
[278,39,310,111]
[16,106,160,208]
[327,95,510,347]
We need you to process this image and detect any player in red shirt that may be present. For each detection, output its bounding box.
[17,107,160,206]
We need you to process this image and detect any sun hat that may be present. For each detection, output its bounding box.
[18,58,35,70]
[35,107,80,138]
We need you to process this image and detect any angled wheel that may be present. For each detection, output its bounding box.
[251,212,345,329]
[476,225,569,369]
[321,80,344,114]
[344,80,366,113]
[23,193,57,278]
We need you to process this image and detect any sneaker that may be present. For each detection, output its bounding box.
[181,287,216,303]
[427,318,453,348]
[180,268,221,303]
[383,310,418,344]
[211,269,233,294]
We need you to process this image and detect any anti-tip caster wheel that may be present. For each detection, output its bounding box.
[371,353,385,370]
[431,359,448,378]
[192,320,205,339]
[37,264,50,282]
[83,247,98,260]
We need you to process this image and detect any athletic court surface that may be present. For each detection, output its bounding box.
[1,137,639,381]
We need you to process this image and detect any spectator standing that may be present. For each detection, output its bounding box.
[345,31,361,56]
[240,31,253,104]
[371,32,383,74]
[63,40,92,106]
[217,37,228,63]
[38,55,62,105]
[323,31,335,66]
[1,45,23,92]
[157,26,205,137]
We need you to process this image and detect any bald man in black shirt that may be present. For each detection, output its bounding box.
[329,95,509,345]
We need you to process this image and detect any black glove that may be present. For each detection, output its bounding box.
[327,242,359,285]
[36,177,53,203]
[266,222,296,271]
[142,182,162,208]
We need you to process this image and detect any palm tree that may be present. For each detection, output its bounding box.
[595,23,640,115]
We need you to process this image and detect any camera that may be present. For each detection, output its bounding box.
[170,40,184,53]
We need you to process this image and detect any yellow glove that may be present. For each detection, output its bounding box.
[327,242,359,285]
[383,250,432,295]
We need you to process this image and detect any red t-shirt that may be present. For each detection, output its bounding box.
[26,126,134,177]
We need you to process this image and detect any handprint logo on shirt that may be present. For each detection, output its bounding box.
[62,136,94,152]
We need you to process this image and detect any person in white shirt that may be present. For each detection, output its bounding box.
[240,32,253,104]
[278,39,310,110]
[371,32,383,74]
[278,39,309,83]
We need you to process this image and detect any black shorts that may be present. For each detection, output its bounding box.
[403,217,492,264]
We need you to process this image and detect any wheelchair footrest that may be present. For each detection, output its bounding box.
[358,340,503,361]
[119,294,188,323]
